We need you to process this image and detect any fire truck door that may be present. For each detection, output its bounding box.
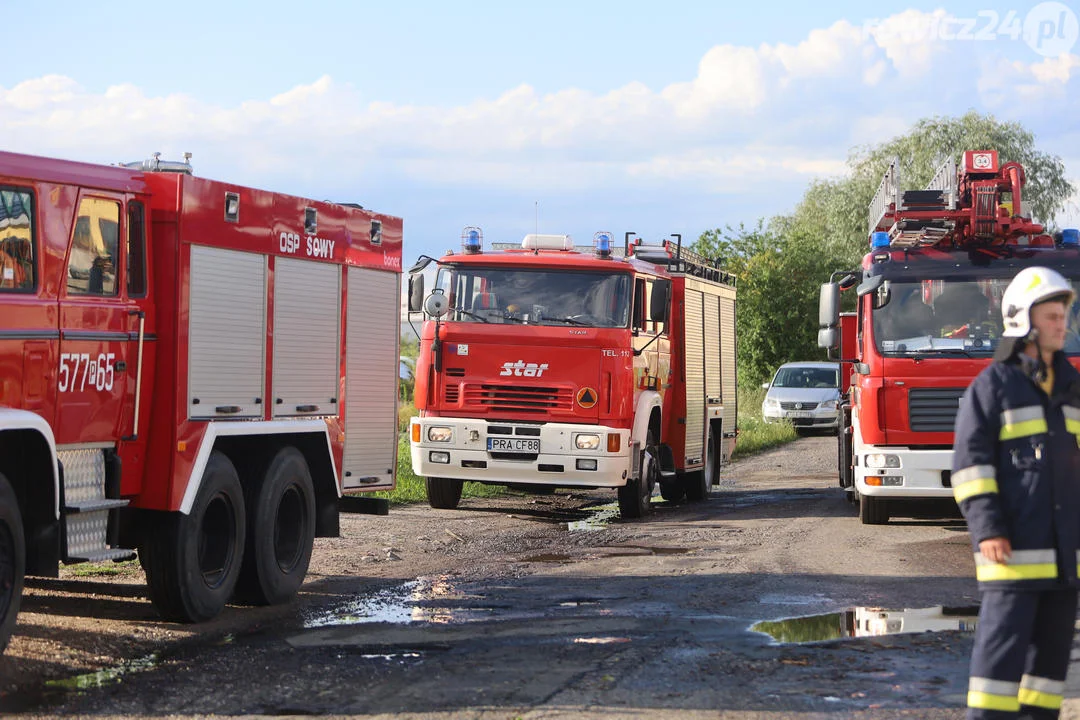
[53,196,136,445]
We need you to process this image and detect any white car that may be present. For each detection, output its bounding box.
[761,362,841,433]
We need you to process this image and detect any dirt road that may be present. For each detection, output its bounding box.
[2,436,1075,718]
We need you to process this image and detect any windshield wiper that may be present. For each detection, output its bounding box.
[543,316,590,326]
[454,309,489,323]
[908,349,974,358]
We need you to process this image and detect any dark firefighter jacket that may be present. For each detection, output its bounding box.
[953,350,1080,591]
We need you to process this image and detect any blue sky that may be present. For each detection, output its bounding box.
[3,1,1079,262]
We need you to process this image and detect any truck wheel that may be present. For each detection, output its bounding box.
[426,477,463,509]
[235,448,315,606]
[0,473,25,654]
[141,451,246,623]
[859,493,889,525]
[619,431,656,519]
[684,429,718,502]
[659,480,685,503]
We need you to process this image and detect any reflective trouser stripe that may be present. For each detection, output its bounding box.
[1019,674,1065,709]
[1000,405,1047,440]
[968,691,1021,712]
[952,464,997,502]
[969,677,1022,711]
[974,549,1058,582]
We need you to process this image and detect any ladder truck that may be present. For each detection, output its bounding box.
[819,150,1080,524]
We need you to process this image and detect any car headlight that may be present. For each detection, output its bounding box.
[575,433,601,450]
[427,426,453,442]
[865,453,900,469]
[763,397,780,409]
[820,400,837,410]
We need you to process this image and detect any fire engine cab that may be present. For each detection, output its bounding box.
[819,150,1080,524]
[0,150,402,650]
[407,229,737,519]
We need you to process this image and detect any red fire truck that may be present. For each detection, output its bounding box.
[406,230,737,519]
[818,150,1080,524]
[0,150,402,651]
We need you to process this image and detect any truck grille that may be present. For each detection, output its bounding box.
[462,384,573,413]
[908,388,964,432]
[780,401,818,411]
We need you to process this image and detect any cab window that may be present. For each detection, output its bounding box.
[0,187,35,292]
[67,197,120,296]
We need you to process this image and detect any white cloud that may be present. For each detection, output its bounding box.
[0,7,1075,235]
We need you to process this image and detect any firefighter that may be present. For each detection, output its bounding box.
[953,266,1080,718]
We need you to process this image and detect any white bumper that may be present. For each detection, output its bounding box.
[855,441,954,498]
[762,405,839,428]
[410,417,632,489]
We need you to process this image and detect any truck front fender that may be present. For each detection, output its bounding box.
[0,408,59,519]
[632,391,662,447]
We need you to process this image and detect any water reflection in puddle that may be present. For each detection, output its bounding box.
[304,576,491,628]
[567,503,620,532]
[44,652,161,691]
[751,606,979,644]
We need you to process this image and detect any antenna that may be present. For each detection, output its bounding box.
[534,200,538,236]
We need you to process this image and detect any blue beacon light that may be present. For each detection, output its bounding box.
[462,226,483,254]
[594,231,613,258]
[871,231,891,249]
[1061,228,1079,247]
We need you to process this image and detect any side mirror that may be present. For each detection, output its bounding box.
[817,327,839,350]
[761,382,770,390]
[819,282,840,328]
[408,274,425,312]
[649,280,671,323]
[424,289,449,319]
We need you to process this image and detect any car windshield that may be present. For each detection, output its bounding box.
[872,278,1080,356]
[772,367,838,388]
[435,266,632,328]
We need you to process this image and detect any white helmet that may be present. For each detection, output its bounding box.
[1001,266,1076,338]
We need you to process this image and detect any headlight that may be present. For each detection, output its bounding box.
[763,397,780,408]
[575,433,601,450]
[427,426,453,442]
[820,400,837,410]
[865,453,900,469]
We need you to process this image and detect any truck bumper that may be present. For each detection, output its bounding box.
[855,443,954,498]
[410,417,633,489]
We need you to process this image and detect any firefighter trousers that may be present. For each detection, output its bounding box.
[967,588,1078,719]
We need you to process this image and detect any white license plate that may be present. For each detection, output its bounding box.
[787,411,814,419]
[487,437,541,453]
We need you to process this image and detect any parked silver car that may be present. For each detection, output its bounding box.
[761,361,841,433]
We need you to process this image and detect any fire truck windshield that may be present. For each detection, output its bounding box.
[435,266,632,328]
[872,278,1080,357]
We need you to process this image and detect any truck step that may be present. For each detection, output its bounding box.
[659,469,677,479]
[63,498,129,514]
[67,548,137,563]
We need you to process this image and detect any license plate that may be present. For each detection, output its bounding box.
[787,411,813,419]
[487,437,540,453]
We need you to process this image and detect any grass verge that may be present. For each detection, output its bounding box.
[375,435,507,505]
[731,385,799,460]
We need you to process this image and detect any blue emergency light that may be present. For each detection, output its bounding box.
[594,231,613,258]
[1062,228,1079,247]
[462,226,483,254]
[871,231,891,249]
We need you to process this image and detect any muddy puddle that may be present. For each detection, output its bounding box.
[567,503,620,531]
[751,605,979,644]
[303,577,511,628]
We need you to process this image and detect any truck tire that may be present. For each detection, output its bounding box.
[859,493,889,525]
[0,472,25,654]
[426,477,463,509]
[659,480,685,503]
[141,451,246,623]
[235,448,315,606]
[684,428,718,502]
[619,431,656,519]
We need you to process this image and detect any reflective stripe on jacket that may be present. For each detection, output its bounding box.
[952,352,1080,591]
